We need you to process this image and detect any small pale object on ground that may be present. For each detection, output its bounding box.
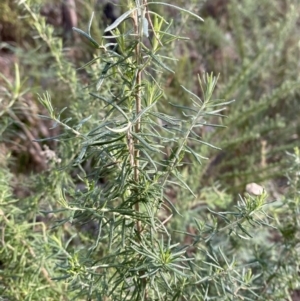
[246,183,264,196]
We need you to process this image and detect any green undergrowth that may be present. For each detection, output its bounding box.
[183,0,300,193]
[0,0,300,300]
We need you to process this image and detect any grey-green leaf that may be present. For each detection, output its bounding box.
[72,27,100,48]
[148,2,204,22]
[104,8,136,32]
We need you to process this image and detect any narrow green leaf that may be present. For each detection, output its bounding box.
[72,27,100,48]
[131,131,162,153]
[198,140,221,150]
[0,71,13,89]
[90,92,129,120]
[164,195,181,216]
[185,145,207,164]
[141,149,157,171]
[14,63,20,93]
[205,251,220,265]
[77,57,101,70]
[218,247,230,267]
[169,102,198,112]
[159,271,173,290]
[106,122,131,133]
[75,146,88,163]
[149,52,174,73]
[181,85,202,103]
[76,115,92,127]
[104,8,136,32]
[87,11,94,36]
[193,123,226,128]
[150,112,181,125]
[108,219,114,251]
[171,170,195,196]
[85,134,125,147]
[149,2,204,22]
[203,261,222,270]
[38,92,54,114]
[237,223,253,238]
[210,99,235,107]
[96,78,104,91]
[34,134,65,142]
[132,101,157,123]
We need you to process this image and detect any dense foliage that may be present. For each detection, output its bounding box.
[0,0,299,300]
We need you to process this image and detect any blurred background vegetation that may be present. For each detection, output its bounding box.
[0,0,300,300]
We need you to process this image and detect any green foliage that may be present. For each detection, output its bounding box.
[191,0,300,192]
[37,3,229,298]
[0,0,300,300]
[0,161,68,300]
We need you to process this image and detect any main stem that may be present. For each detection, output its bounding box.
[132,5,149,299]
[133,6,142,237]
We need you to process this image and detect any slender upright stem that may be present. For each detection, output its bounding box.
[133,4,142,236]
[132,4,149,299]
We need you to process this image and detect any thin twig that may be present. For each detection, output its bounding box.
[144,0,163,47]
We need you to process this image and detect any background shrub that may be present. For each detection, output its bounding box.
[0,0,299,300]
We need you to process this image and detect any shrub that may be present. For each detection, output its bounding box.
[1,1,299,300]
